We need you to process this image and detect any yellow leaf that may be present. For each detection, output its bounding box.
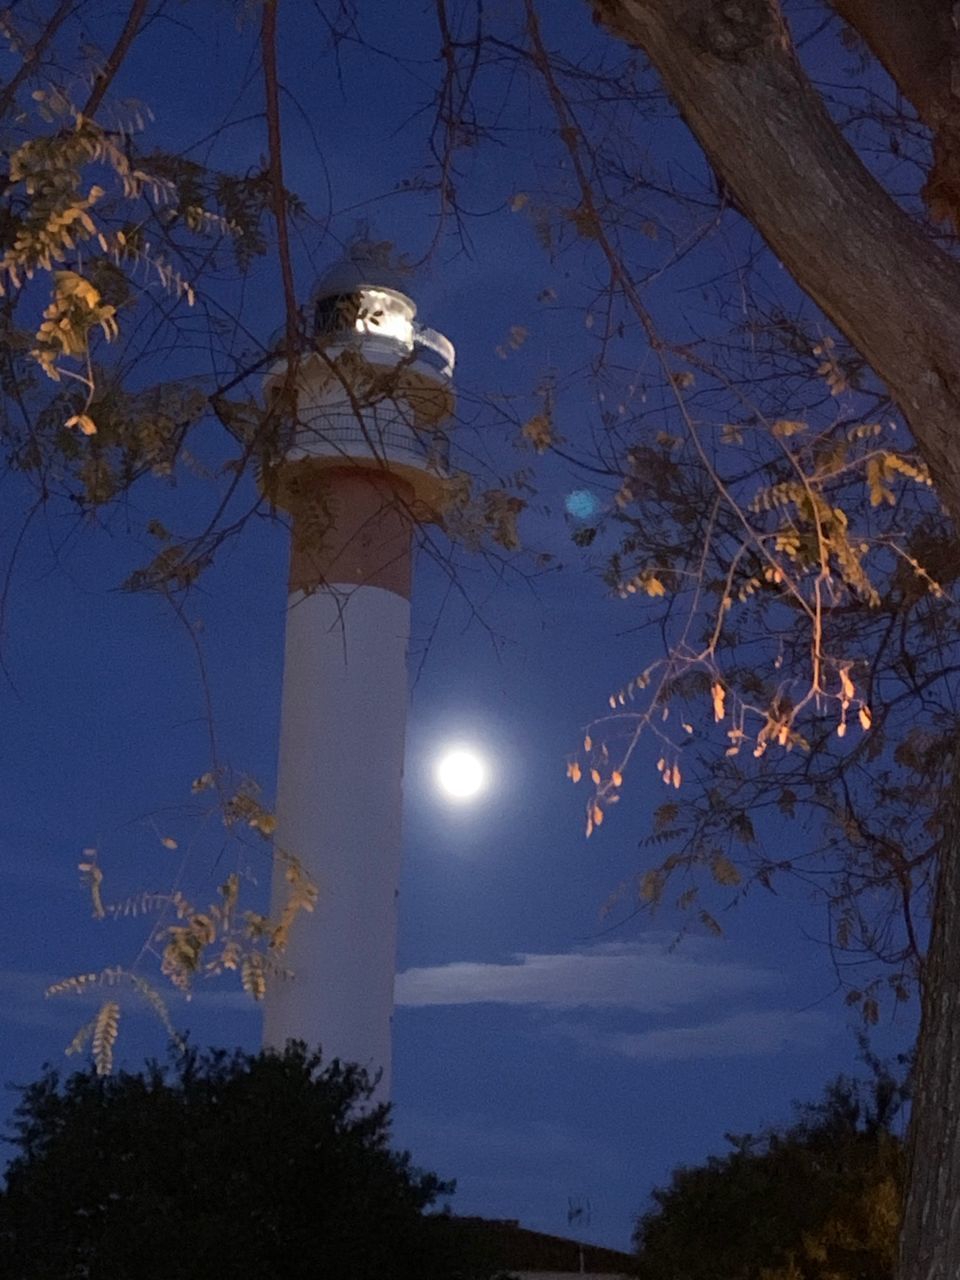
[858,705,872,731]
[64,413,97,435]
[711,682,726,722]
[592,804,604,826]
[866,456,895,507]
[568,761,582,784]
[161,836,178,850]
[590,768,601,786]
[92,1000,120,1075]
[584,734,592,751]
[251,811,277,836]
[771,419,806,438]
[611,770,623,787]
[643,575,665,597]
[521,413,552,453]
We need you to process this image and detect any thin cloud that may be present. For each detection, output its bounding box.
[395,940,778,1012]
[555,1008,831,1063]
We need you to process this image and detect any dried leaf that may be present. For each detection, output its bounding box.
[711,682,726,722]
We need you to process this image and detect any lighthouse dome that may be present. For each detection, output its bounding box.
[312,240,416,307]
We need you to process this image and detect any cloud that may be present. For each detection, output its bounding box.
[554,1008,831,1063]
[395,940,777,1012]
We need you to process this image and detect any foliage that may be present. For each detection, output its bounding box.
[437,3,960,1016]
[634,1065,906,1280]
[45,774,318,1073]
[0,2,557,1073]
[0,1043,457,1280]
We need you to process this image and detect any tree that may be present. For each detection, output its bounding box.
[420,2,960,1274]
[634,1069,905,1280]
[0,1043,456,1280]
[511,5,960,1274]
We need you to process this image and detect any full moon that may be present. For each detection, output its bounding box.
[435,748,487,801]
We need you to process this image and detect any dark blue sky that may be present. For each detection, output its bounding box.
[0,0,914,1251]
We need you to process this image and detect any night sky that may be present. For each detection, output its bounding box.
[0,1,912,1252]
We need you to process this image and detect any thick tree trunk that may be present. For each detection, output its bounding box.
[587,3,960,1276]
[590,0,960,529]
[831,0,960,229]
[901,746,960,1279]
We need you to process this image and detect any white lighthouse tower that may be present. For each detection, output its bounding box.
[262,244,455,1094]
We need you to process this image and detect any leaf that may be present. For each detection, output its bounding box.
[249,810,277,836]
[771,419,806,438]
[699,909,723,937]
[730,811,756,844]
[241,952,267,1000]
[521,413,553,453]
[64,413,97,435]
[777,789,797,818]
[653,802,679,833]
[711,855,741,887]
[78,852,105,919]
[711,682,726,722]
[65,1019,95,1057]
[92,1000,120,1075]
[866,456,895,507]
[161,835,178,850]
[639,870,665,904]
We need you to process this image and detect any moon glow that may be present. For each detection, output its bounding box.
[435,748,487,801]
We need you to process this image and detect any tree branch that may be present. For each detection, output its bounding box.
[261,0,299,358]
[0,0,76,119]
[832,0,960,227]
[590,0,960,526]
[82,0,148,118]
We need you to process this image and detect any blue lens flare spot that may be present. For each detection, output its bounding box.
[565,489,599,519]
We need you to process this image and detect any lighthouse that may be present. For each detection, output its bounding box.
[262,245,455,1094]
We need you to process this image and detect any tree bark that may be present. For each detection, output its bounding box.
[590,0,960,529]
[587,2,960,1276]
[831,0,960,229]
[901,746,960,1280]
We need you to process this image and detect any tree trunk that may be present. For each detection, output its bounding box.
[587,2,960,1275]
[831,0,960,229]
[590,0,960,529]
[900,746,960,1280]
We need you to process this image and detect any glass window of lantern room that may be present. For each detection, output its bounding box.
[355,288,414,348]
